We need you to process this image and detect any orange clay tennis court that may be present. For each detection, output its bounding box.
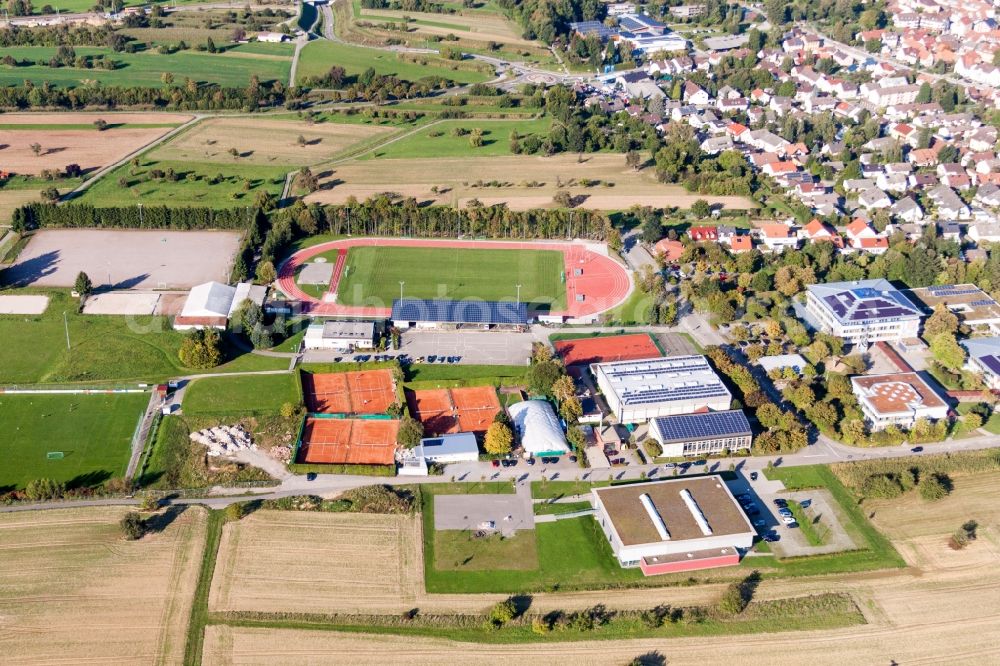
[302,369,397,415]
[297,418,400,465]
[406,386,501,436]
[554,334,662,366]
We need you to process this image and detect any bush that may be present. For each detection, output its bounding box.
[716,571,760,616]
[119,512,146,540]
[338,485,415,514]
[860,473,905,499]
[24,477,65,501]
[225,502,248,521]
[919,473,950,501]
[949,520,978,550]
[487,598,517,627]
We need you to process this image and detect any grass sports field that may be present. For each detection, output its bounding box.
[0,392,147,490]
[334,245,566,309]
[182,374,300,416]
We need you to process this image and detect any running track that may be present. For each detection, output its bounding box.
[277,238,633,319]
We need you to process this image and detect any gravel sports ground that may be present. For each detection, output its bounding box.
[3,228,242,289]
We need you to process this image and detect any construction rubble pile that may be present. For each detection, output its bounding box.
[190,425,256,457]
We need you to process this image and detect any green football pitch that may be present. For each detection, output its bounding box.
[334,246,567,310]
[0,393,148,491]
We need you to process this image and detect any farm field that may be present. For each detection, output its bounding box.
[0,113,190,176]
[209,510,425,614]
[76,158,288,208]
[0,392,147,490]
[334,245,566,309]
[149,117,394,167]
[0,188,43,223]
[181,373,300,416]
[0,291,288,385]
[349,0,533,47]
[0,506,206,664]
[306,153,758,211]
[201,469,1000,663]
[295,40,491,85]
[0,46,290,88]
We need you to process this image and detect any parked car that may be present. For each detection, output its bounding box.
[773,499,788,507]
[502,459,517,468]
[491,459,500,468]
[911,446,923,453]
[569,455,577,463]
[750,472,758,481]
[782,516,796,524]
[306,472,317,482]
[428,355,437,362]
[527,458,535,466]
[763,531,780,543]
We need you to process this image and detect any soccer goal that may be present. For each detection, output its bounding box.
[46,451,65,460]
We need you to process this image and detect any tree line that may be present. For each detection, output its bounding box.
[12,202,259,233]
[0,77,291,111]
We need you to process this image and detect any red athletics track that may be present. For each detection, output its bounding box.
[277,238,633,319]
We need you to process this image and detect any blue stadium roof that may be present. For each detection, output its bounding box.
[651,410,752,444]
[391,298,528,325]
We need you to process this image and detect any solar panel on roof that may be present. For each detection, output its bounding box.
[652,410,752,443]
[972,299,996,306]
[391,298,527,325]
[979,355,1000,375]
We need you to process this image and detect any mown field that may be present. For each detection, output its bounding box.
[182,373,300,416]
[0,45,290,88]
[362,117,550,160]
[295,40,491,85]
[334,245,566,310]
[0,506,206,664]
[0,392,147,490]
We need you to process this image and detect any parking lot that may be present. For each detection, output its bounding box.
[302,329,533,366]
[727,473,856,557]
[433,483,533,537]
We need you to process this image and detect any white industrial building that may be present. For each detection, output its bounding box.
[173,281,266,331]
[508,400,570,457]
[805,279,923,344]
[398,432,480,475]
[591,476,755,575]
[851,372,948,430]
[593,356,731,424]
[302,320,376,351]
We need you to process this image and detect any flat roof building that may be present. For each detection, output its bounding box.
[851,372,948,430]
[805,279,923,344]
[648,409,752,457]
[591,476,755,575]
[391,298,527,330]
[593,355,731,424]
[907,284,1000,333]
[302,320,376,351]
[399,432,480,475]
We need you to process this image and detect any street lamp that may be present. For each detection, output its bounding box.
[516,284,521,306]
[399,281,405,302]
[137,202,143,228]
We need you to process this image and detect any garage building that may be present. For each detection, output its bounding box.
[303,320,376,351]
[591,475,755,575]
[593,355,731,423]
[173,281,266,331]
[648,409,752,457]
